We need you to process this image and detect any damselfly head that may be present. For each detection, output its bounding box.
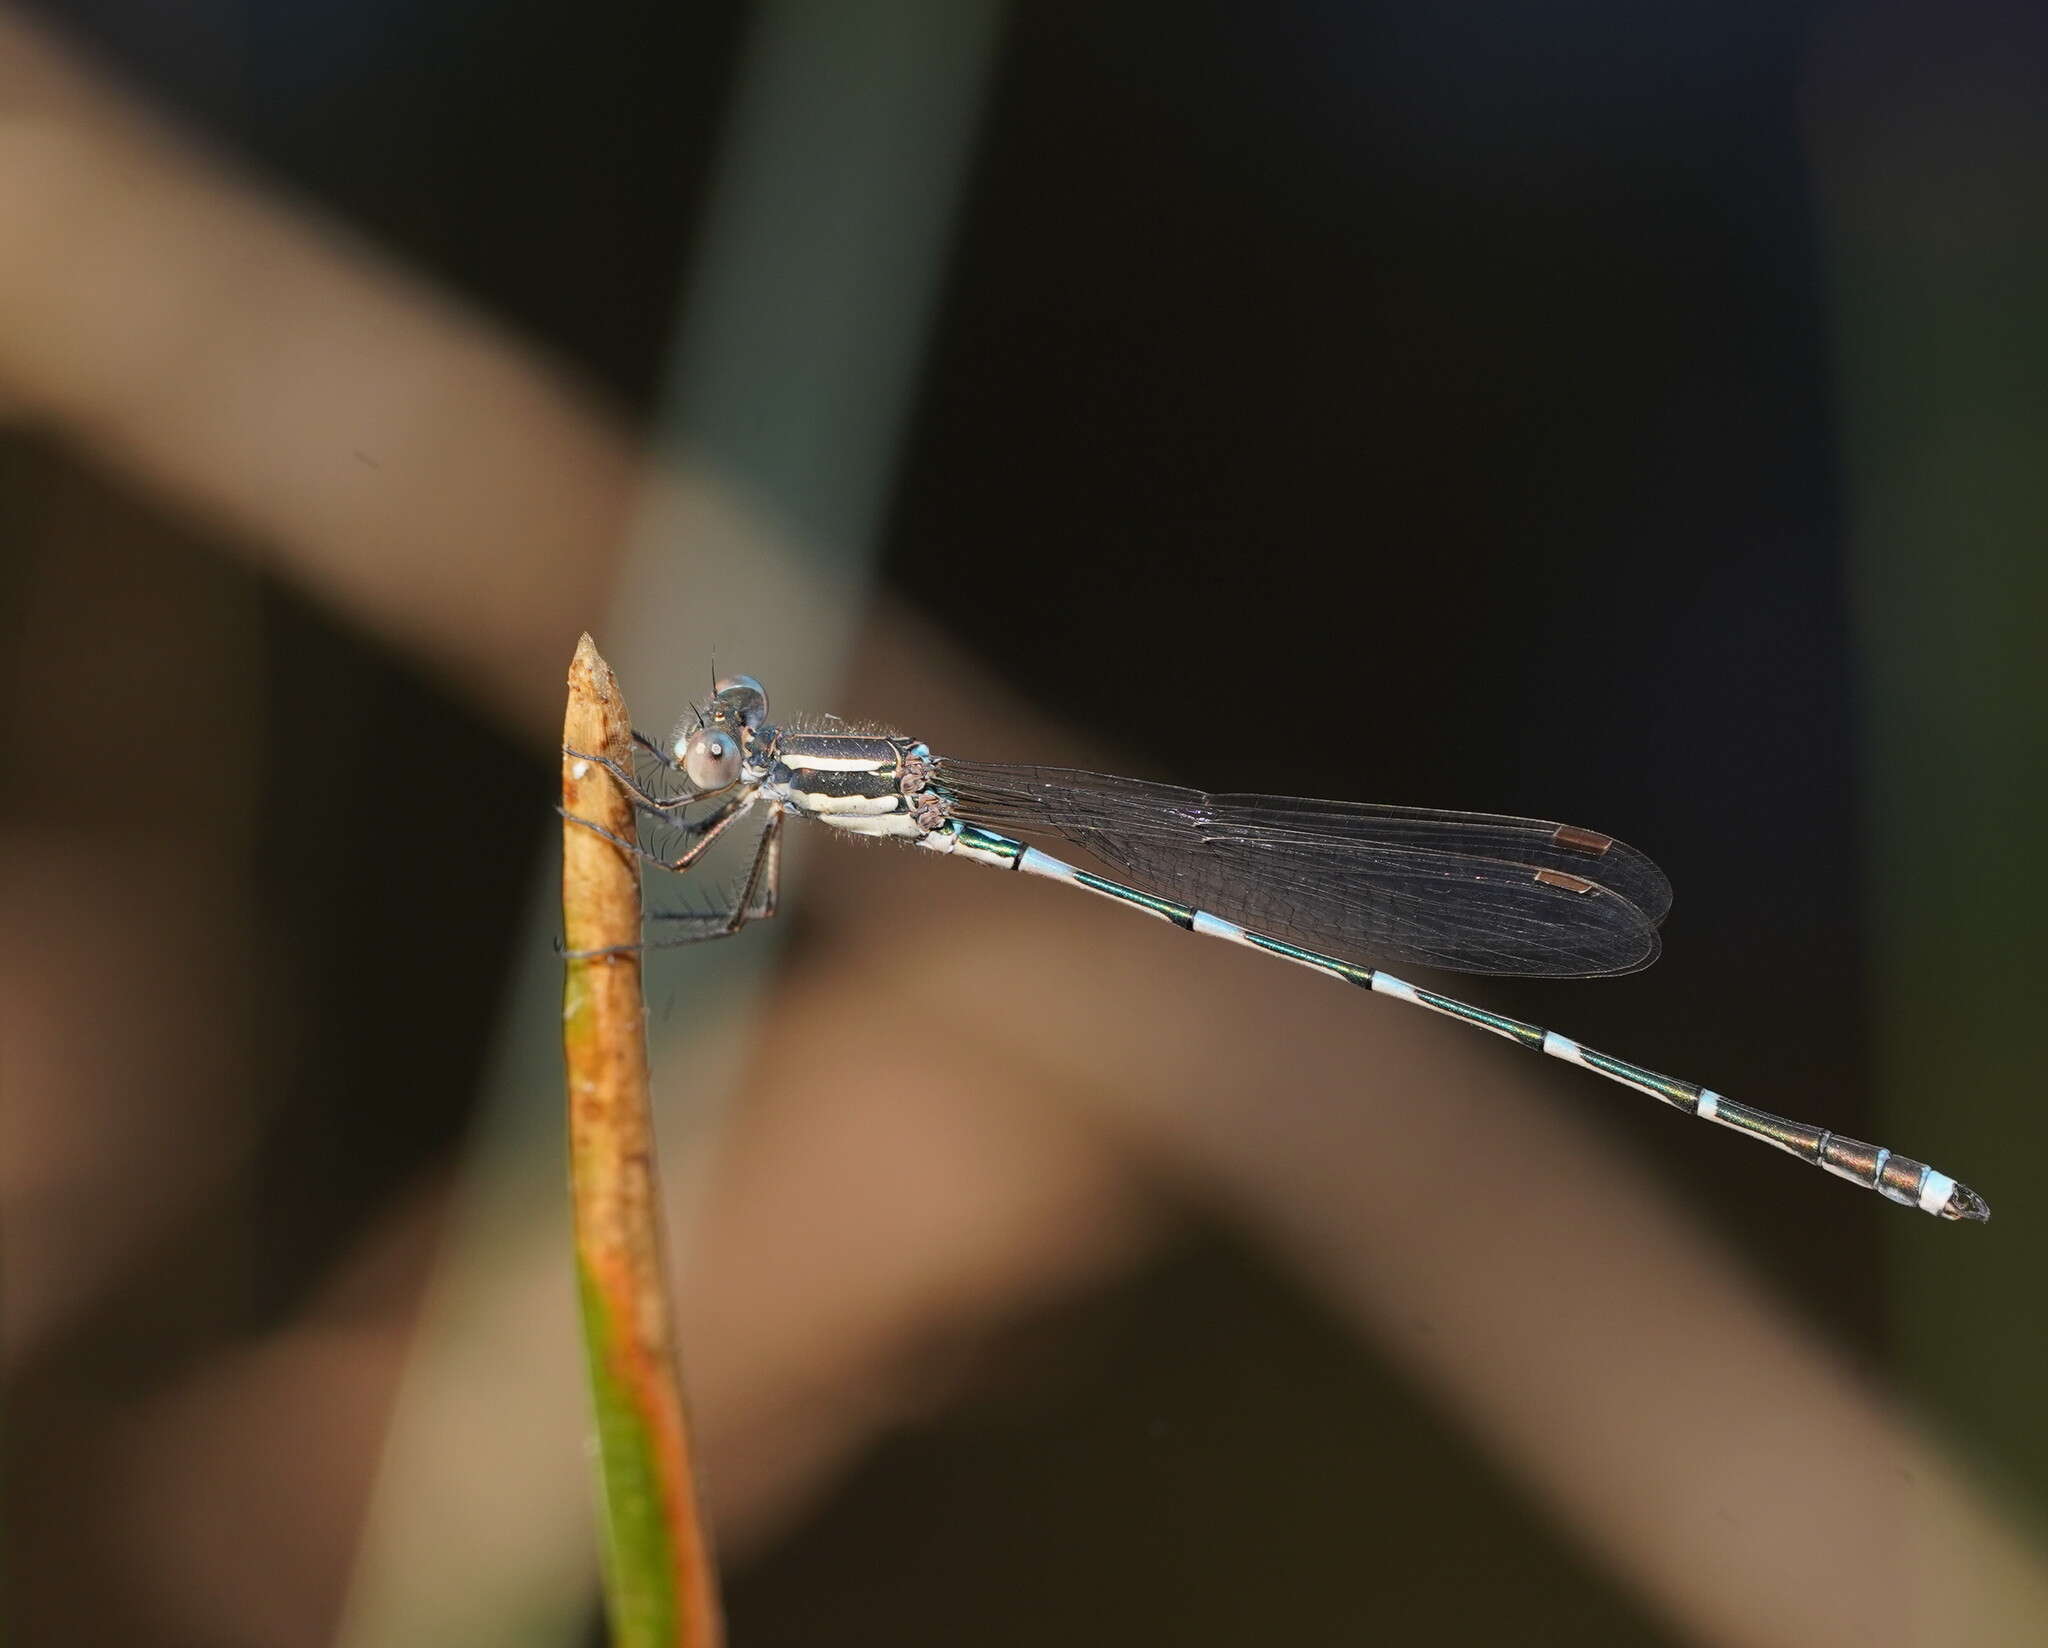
[660,674,770,790]
[679,724,744,792]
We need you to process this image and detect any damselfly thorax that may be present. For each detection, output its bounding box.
[561,673,1988,1225]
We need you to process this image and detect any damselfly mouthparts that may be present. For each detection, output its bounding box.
[562,674,1988,1223]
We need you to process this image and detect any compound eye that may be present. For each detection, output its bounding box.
[713,674,769,729]
[683,727,743,791]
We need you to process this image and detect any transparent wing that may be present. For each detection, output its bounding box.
[932,760,1669,978]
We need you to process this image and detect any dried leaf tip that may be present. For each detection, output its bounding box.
[569,630,619,707]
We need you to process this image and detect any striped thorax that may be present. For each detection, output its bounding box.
[754,733,951,839]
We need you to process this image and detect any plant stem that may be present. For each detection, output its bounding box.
[561,634,722,1648]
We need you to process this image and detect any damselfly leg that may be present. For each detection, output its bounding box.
[562,809,782,959]
[557,790,759,874]
[563,729,697,813]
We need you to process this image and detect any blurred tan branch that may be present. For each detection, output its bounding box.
[0,8,633,731]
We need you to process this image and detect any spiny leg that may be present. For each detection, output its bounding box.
[561,731,697,812]
[647,808,782,935]
[565,809,783,959]
[744,802,782,919]
[558,790,758,873]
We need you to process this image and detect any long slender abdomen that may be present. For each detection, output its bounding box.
[920,822,1987,1222]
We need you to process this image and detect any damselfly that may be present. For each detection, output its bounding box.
[562,675,1988,1223]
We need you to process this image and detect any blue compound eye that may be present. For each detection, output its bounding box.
[683,727,743,791]
[713,674,769,729]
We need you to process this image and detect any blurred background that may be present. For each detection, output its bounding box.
[4,1,2045,1643]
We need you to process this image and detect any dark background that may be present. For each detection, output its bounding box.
[14,1,2037,1642]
